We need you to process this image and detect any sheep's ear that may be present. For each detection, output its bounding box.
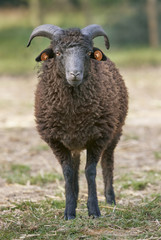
[90,47,107,61]
[35,48,54,62]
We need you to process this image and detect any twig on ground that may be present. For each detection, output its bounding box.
[100,205,126,211]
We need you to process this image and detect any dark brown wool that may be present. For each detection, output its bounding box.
[36,58,128,150]
[32,28,128,219]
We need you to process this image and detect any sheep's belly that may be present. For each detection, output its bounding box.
[59,126,103,151]
[62,136,85,151]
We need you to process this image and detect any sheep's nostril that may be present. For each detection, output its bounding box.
[70,72,80,77]
[67,71,82,86]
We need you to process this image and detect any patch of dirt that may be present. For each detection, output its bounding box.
[0,68,161,206]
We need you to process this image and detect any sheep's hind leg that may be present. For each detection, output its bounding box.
[85,146,101,218]
[101,136,120,205]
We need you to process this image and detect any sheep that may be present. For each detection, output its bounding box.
[27,24,128,220]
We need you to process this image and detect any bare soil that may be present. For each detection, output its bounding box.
[0,67,161,207]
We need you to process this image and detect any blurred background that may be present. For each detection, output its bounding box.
[0,0,161,74]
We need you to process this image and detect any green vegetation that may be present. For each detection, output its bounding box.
[0,163,160,239]
[154,151,161,160]
[1,24,161,75]
[1,164,31,185]
[123,180,148,191]
[0,26,49,75]
[0,5,161,75]
[123,133,139,141]
[30,144,50,153]
[0,164,63,186]
[115,170,161,192]
[0,196,160,239]
[109,46,161,68]
[30,172,63,185]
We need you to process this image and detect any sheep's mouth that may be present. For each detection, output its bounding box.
[66,73,83,87]
[67,78,82,87]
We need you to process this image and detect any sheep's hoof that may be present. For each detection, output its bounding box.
[106,192,116,205]
[64,215,76,220]
[64,209,76,220]
[89,213,101,218]
[87,202,101,218]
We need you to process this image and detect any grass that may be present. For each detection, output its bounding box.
[122,179,148,191]
[0,163,63,186]
[0,196,160,239]
[30,144,50,154]
[0,25,49,75]
[30,172,63,185]
[123,133,139,141]
[115,170,161,192]
[154,151,161,160]
[0,162,160,239]
[108,46,161,68]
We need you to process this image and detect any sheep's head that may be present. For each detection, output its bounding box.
[27,24,109,87]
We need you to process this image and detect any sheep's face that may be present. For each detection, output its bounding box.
[53,45,92,87]
[28,25,109,87]
[36,45,107,87]
[35,30,107,87]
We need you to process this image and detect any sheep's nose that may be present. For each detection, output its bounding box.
[66,70,83,87]
[70,72,80,78]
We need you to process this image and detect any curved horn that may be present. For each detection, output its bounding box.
[81,24,110,49]
[27,24,63,47]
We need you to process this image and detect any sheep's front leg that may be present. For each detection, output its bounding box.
[71,152,80,202]
[85,146,101,218]
[62,162,77,220]
[48,140,77,220]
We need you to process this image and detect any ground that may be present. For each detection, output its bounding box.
[0,67,161,239]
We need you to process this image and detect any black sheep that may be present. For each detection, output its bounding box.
[27,24,128,220]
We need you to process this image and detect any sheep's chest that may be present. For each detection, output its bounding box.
[36,79,116,151]
[50,103,102,150]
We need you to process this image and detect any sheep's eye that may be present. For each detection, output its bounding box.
[56,51,61,56]
[87,51,92,56]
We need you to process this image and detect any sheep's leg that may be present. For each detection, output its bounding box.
[62,162,77,220]
[101,149,116,205]
[85,146,101,218]
[101,136,120,205]
[48,140,77,220]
